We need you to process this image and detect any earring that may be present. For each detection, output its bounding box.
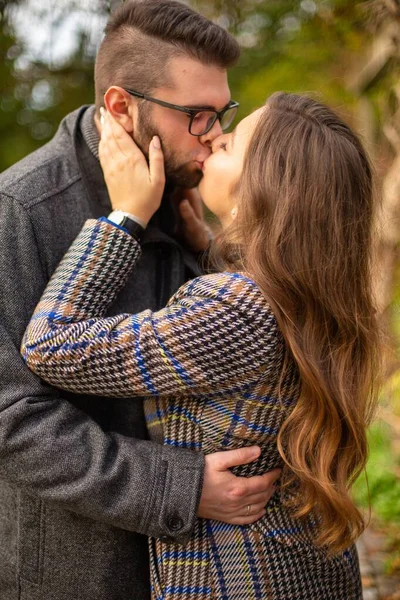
[231,208,237,217]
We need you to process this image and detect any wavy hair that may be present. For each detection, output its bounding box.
[213,92,381,554]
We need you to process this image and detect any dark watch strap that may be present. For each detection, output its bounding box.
[118,215,145,241]
[104,212,145,242]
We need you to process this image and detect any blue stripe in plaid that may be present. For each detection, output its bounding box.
[210,521,302,539]
[265,527,302,537]
[242,526,263,599]
[242,388,295,408]
[131,318,159,395]
[54,221,101,307]
[168,405,200,424]
[230,271,259,287]
[164,586,212,594]
[151,325,195,389]
[206,520,229,600]
[211,522,238,534]
[205,398,278,435]
[164,299,211,322]
[164,438,201,449]
[29,311,75,323]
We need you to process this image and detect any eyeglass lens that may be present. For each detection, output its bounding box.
[190,105,238,135]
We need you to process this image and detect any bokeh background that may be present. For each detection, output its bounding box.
[1,0,399,587]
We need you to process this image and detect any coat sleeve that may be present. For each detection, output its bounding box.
[0,197,203,543]
[22,219,278,400]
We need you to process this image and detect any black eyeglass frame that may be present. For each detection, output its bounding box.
[123,88,239,136]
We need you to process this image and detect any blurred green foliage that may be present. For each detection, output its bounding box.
[0,2,98,170]
[353,420,400,574]
[353,421,400,523]
[195,0,369,120]
[0,0,374,172]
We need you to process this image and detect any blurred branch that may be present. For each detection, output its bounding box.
[364,0,400,30]
[348,22,398,93]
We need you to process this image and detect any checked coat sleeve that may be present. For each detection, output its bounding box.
[22,219,279,400]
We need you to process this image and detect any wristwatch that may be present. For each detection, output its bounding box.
[106,210,145,241]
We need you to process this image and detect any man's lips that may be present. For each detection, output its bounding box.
[194,160,205,170]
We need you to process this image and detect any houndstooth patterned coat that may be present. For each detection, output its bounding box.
[22,219,363,600]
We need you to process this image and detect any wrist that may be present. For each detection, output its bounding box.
[111,206,152,227]
[106,210,145,241]
[109,209,148,229]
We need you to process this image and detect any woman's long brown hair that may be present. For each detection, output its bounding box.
[214,92,381,554]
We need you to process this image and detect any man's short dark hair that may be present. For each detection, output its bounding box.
[94,0,240,112]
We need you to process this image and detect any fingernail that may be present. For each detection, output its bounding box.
[99,107,105,125]
[152,136,161,149]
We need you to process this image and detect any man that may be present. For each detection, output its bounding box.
[0,2,278,599]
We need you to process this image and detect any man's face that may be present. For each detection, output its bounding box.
[132,56,232,189]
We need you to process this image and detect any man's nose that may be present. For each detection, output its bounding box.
[199,119,223,147]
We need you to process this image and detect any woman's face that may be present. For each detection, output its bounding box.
[199,108,263,227]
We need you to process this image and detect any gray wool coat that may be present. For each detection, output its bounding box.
[0,105,205,600]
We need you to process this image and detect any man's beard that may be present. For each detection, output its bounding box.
[134,104,203,189]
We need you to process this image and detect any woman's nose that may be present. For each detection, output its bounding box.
[199,120,224,148]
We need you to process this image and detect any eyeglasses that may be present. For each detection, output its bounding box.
[123,88,239,136]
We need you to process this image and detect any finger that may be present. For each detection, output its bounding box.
[223,510,266,526]
[99,127,114,167]
[179,200,200,232]
[183,188,204,220]
[260,468,281,486]
[229,468,281,499]
[149,136,165,188]
[223,487,277,514]
[212,446,261,471]
[99,114,120,161]
[99,117,112,153]
[105,112,144,162]
[99,141,112,170]
[239,489,277,506]
[99,106,106,128]
[220,499,269,518]
[99,140,117,177]
[240,501,268,517]
[179,201,213,252]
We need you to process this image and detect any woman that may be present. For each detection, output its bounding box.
[22,92,380,599]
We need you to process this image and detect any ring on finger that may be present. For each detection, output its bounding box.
[246,504,252,516]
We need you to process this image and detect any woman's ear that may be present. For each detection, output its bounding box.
[103,86,135,133]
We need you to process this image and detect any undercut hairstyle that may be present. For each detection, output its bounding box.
[213,92,381,555]
[94,0,240,112]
